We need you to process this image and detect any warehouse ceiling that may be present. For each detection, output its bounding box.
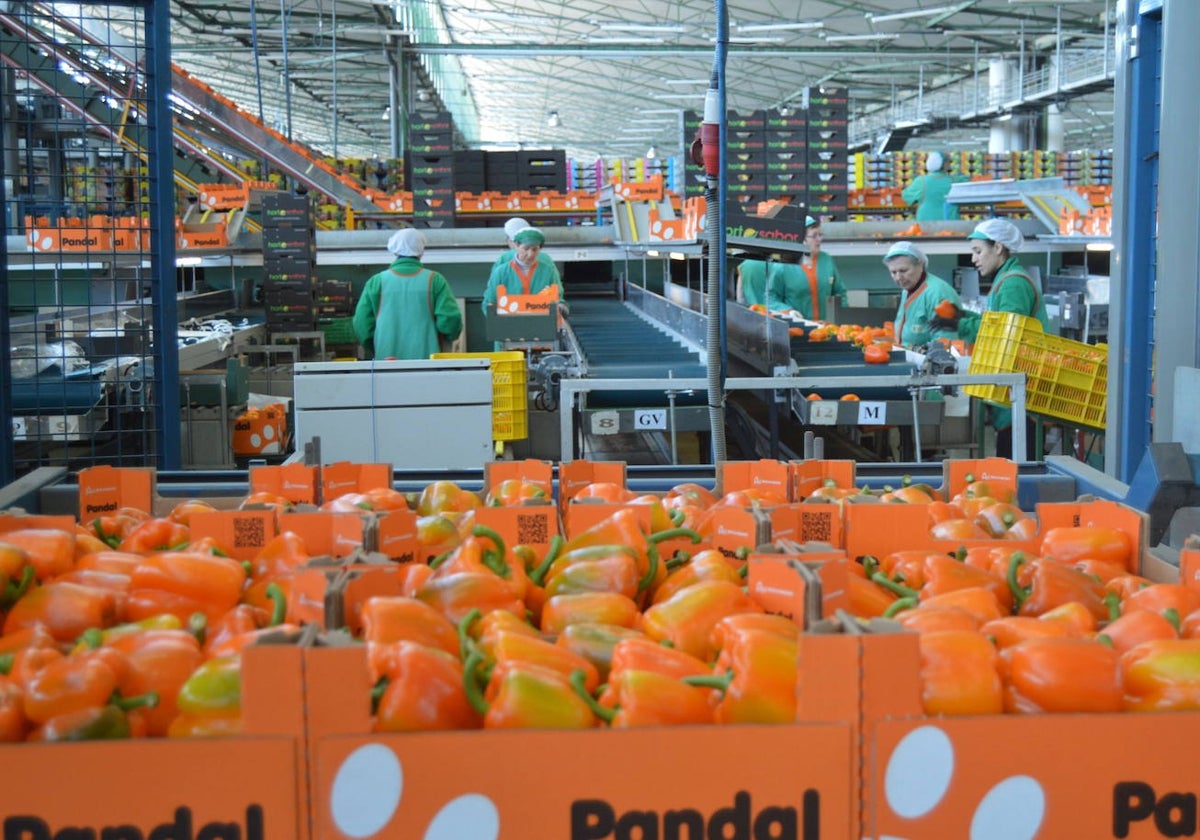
[99,0,1117,160]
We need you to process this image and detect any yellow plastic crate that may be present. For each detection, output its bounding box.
[965,311,1108,429]
[431,351,528,441]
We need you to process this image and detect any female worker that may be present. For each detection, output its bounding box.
[883,240,961,347]
[482,226,564,313]
[736,257,773,307]
[901,150,965,222]
[767,216,847,320]
[353,228,462,360]
[931,218,1049,458]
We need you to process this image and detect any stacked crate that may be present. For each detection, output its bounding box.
[315,280,358,355]
[260,193,317,334]
[519,150,567,193]
[804,86,849,219]
[454,150,487,193]
[408,111,455,228]
[763,107,807,203]
[485,151,520,194]
[725,110,767,210]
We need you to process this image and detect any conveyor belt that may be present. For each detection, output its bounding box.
[12,377,105,414]
[788,338,916,401]
[568,299,707,408]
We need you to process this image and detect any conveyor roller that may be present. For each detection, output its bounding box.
[567,299,706,408]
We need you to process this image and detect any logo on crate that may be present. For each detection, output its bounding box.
[328,746,816,839]
[880,726,1046,839]
[4,805,264,840]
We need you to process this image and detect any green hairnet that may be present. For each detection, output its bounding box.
[513,228,545,246]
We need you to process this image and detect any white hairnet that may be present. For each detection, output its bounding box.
[968,218,1024,253]
[883,240,928,267]
[387,228,426,257]
[926,151,945,173]
[504,217,531,240]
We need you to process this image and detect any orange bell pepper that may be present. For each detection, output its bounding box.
[688,625,798,723]
[484,478,548,507]
[127,551,246,624]
[665,482,718,510]
[1121,638,1200,711]
[118,518,191,554]
[76,550,142,576]
[482,630,601,695]
[1000,637,1122,713]
[0,675,27,741]
[916,629,1003,716]
[1008,553,1108,621]
[415,571,526,625]
[545,553,640,601]
[362,596,461,656]
[1123,583,1200,620]
[3,581,118,644]
[22,648,127,725]
[88,507,149,548]
[1,529,76,581]
[1040,525,1133,570]
[373,641,482,732]
[570,482,634,504]
[0,543,33,609]
[554,623,645,682]
[641,580,763,661]
[167,499,219,526]
[540,592,642,635]
[894,605,981,634]
[107,628,204,737]
[578,668,716,728]
[847,567,899,618]
[606,636,711,683]
[920,555,1013,610]
[467,655,596,730]
[980,615,1077,650]
[918,586,1007,625]
[652,550,745,606]
[416,481,481,516]
[1098,608,1179,655]
[710,612,801,645]
[973,502,1028,538]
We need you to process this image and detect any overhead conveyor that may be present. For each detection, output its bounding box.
[3,3,381,215]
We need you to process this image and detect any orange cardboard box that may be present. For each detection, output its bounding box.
[302,643,854,839]
[319,462,392,504]
[251,464,320,505]
[233,403,289,456]
[0,643,307,840]
[558,460,627,513]
[717,459,793,502]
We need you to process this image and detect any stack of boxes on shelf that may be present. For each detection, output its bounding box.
[484,151,520,194]
[519,150,568,193]
[804,87,849,219]
[260,192,317,335]
[724,109,769,209]
[453,150,487,193]
[407,111,456,228]
[1061,149,1113,186]
[682,87,849,218]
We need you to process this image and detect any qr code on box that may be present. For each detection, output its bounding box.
[234,515,267,549]
[516,512,549,545]
[800,511,832,543]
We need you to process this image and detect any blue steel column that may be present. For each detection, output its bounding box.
[0,149,11,484]
[1151,0,1200,452]
[145,0,181,468]
[1110,0,1160,482]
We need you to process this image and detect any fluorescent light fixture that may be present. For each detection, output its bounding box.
[669,252,687,260]
[735,20,823,33]
[547,110,562,128]
[866,6,958,23]
[822,33,901,42]
[584,35,666,44]
[1086,241,1114,252]
[595,21,688,33]
[647,250,661,257]
[649,92,704,100]
[662,78,711,85]
[720,35,786,44]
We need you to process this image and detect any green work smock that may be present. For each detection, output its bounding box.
[958,255,1051,430]
[901,172,965,222]
[353,257,463,360]
[766,252,847,320]
[737,259,772,306]
[894,272,962,348]
[482,257,564,313]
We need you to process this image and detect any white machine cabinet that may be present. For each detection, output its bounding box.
[293,359,494,468]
